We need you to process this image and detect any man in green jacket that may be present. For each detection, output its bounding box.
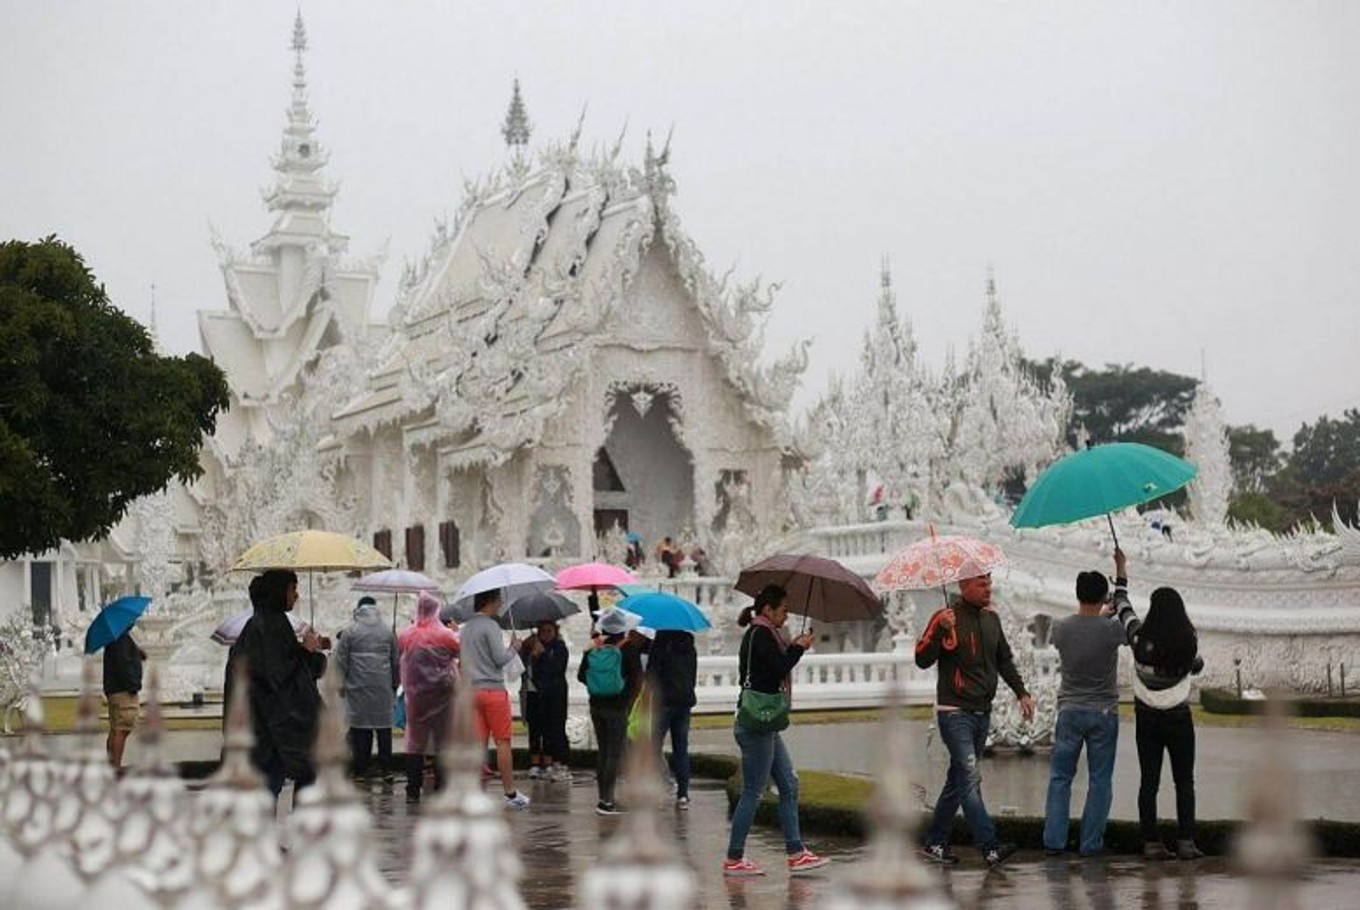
[915,572,1035,867]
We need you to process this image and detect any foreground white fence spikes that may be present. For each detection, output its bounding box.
[580,720,699,910]
[828,692,954,910]
[407,679,526,910]
[284,664,404,910]
[179,659,285,910]
[1234,700,1313,910]
[90,663,196,906]
[0,673,50,884]
[14,658,121,909]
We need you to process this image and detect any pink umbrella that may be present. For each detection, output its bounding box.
[555,562,639,621]
[874,532,1008,592]
[555,562,639,591]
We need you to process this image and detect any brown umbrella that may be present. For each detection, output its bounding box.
[735,554,883,624]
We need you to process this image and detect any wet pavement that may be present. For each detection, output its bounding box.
[346,771,1360,909]
[691,718,1360,823]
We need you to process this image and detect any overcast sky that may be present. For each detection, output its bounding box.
[3,1,1357,442]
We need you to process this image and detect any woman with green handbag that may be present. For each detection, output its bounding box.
[723,585,829,877]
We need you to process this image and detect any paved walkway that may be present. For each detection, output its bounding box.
[691,717,1360,823]
[346,773,1360,909]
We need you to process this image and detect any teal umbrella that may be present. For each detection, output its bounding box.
[84,595,151,654]
[1011,443,1197,545]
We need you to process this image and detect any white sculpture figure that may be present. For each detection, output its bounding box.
[826,698,953,910]
[1184,381,1233,526]
[578,737,698,910]
[949,274,1070,498]
[88,666,195,906]
[282,667,401,910]
[10,661,116,909]
[0,679,62,900]
[406,681,526,910]
[0,614,53,733]
[179,662,285,910]
[986,601,1058,751]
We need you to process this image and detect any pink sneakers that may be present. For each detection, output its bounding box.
[786,849,830,874]
[721,857,765,877]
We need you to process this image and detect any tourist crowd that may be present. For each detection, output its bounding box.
[101,548,1204,877]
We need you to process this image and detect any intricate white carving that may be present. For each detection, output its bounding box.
[1185,381,1233,525]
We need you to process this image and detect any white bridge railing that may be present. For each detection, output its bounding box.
[561,641,938,713]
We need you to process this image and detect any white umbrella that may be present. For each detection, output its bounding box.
[353,568,441,632]
[448,562,555,622]
[211,608,311,646]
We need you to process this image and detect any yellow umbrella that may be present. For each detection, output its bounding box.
[231,530,392,573]
[231,530,392,624]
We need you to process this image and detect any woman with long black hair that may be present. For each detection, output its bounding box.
[723,584,828,877]
[1125,585,1205,860]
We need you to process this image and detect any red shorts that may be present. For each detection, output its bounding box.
[474,688,513,743]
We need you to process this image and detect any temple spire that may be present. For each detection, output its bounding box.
[255,9,341,254]
[502,78,532,150]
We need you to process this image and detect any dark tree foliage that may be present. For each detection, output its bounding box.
[0,237,229,559]
[1271,410,1360,529]
[1227,424,1282,494]
[1025,358,1197,450]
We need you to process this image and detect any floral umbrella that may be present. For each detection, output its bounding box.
[874,532,1008,592]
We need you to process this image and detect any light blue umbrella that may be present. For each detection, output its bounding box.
[616,592,711,632]
[84,595,151,654]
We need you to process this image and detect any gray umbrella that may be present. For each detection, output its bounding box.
[441,590,580,629]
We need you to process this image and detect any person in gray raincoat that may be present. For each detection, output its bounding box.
[335,595,401,781]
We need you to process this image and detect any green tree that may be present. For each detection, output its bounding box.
[1227,424,1282,493]
[1026,359,1198,451]
[1274,409,1360,529]
[0,237,229,559]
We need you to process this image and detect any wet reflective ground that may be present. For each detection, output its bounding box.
[352,772,1360,910]
[691,718,1360,823]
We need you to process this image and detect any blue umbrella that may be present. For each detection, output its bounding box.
[84,595,151,654]
[617,592,711,632]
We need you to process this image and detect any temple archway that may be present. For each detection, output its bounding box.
[593,387,693,552]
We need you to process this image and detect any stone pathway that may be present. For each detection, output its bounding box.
[344,771,1360,909]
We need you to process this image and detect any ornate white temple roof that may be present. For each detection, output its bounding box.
[331,124,808,459]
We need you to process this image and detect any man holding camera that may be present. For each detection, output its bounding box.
[1042,547,1138,856]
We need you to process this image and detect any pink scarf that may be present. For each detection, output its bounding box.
[751,614,793,699]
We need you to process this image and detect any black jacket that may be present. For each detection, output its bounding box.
[237,608,326,779]
[915,596,1029,712]
[646,631,697,709]
[103,631,144,696]
[523,637,570,696]
[737,625,805,696]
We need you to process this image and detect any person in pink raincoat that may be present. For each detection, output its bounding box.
[398,591,460,803]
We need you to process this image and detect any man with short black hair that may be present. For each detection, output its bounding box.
[1042,547,1138,856]
[103,625,146,776]
[459,588,530,809]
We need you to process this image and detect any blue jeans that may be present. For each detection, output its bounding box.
[654,704,692,799]
[926,711,997,850]
[726,722,803,860]
[1043,708,1120,854]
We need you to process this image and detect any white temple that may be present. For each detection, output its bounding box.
[3,12,1360,710]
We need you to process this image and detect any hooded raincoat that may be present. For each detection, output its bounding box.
[398,592,460,756]
[335,602,400,729]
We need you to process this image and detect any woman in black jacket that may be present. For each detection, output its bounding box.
[647,629,697,808]
[577,607,644,815]
[1125,586,1205,860]
[236,569,327,797]
[723,585,828,877]
[522,620,571,781]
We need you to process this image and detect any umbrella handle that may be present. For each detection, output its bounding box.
[1106,514,1120,549]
